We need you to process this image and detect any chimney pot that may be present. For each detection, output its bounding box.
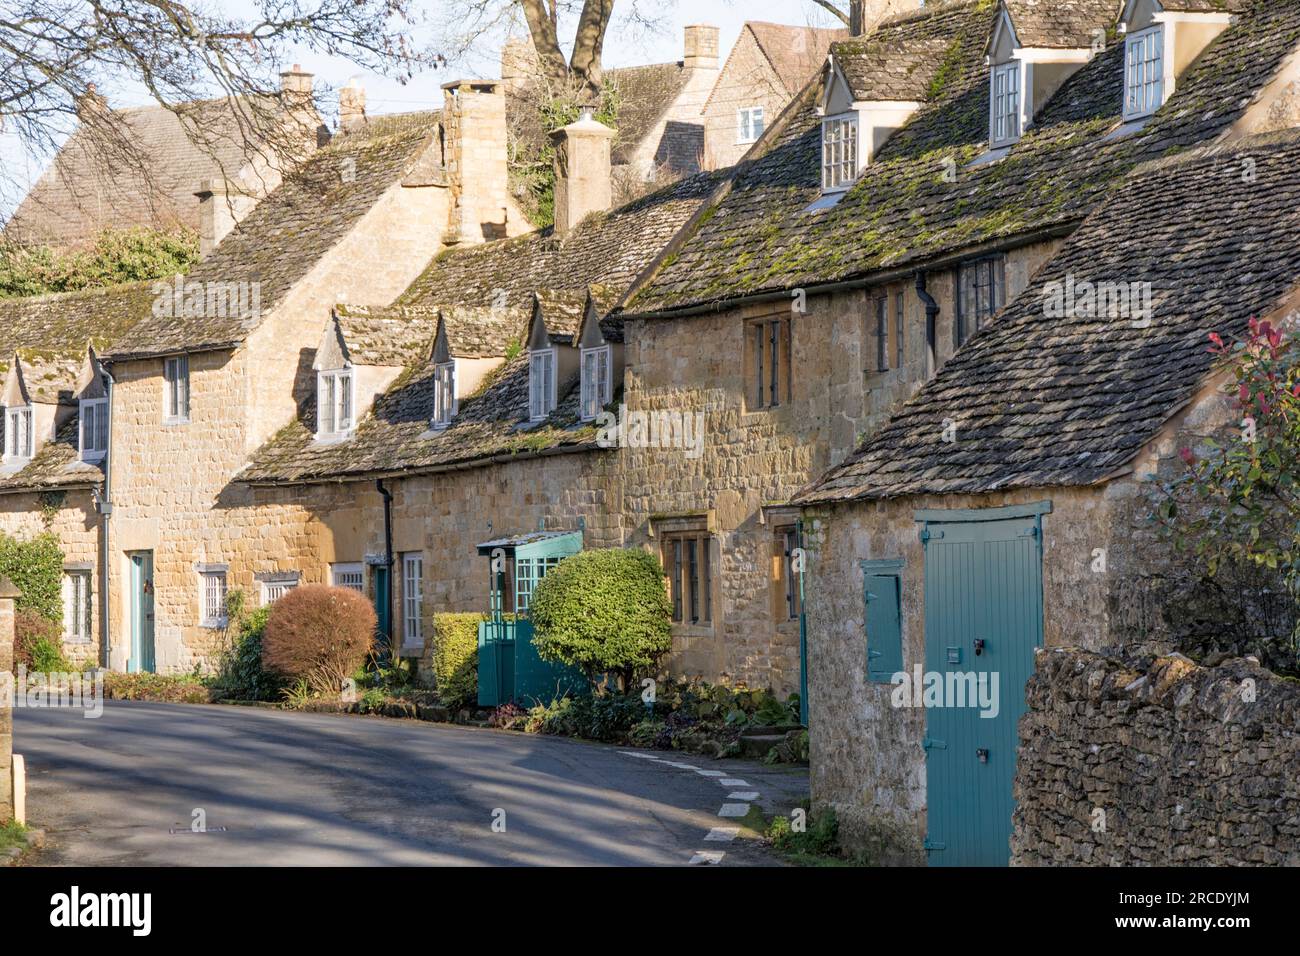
[280,65,314,97]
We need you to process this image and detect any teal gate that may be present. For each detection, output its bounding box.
[919,503,1047,867]
[476,530,588,707]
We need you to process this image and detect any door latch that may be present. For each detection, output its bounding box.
[977,748,989,764]
[974,638,985,656]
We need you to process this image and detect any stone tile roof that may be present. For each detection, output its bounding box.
[238,349,601,485]
[0,281,155,403]
[333,307,437,368]
[1002,0,1119,49]
[747,22,850,97]
[0,417,103,494]
[628,0,1300,315]
[397,169,722,313]
[239,173,720,484]
[605,62,691,166]
[3,95,316,247]
[103,120,437,361]
[831,1,992,103]
[1157,0,1252,12]
[797,130,1300,504]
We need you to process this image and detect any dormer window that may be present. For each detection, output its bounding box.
[990,62,1022,146]
[432,361,456,428]
[737,106,765,145]
[79,398,108,462]
[580,346,611,421]
[821,114,859,192]
[317,368,354,439]
[4,406,33,461]
[529,349,556,421]
[1124,26,1165,119]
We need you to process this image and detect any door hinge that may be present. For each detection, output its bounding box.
[924,837,946,852]
[919,526,944,543]
[922,736,947,751]
[1018,525,1040,539]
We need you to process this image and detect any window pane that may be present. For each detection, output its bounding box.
[700,536,712,623]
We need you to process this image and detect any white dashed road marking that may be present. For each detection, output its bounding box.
[718,778,750,787]
[690,851,725,865]
[728,791,760,801]
[718,803,750,818]
[694,769,726,777]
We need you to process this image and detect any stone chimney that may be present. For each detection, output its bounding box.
[339,79,366,132]
[75,83,109,122]
[683,25,720,70]
[442,79,510,245]
[501,39,538,94]
[550,108,615,237]
[195,179,257,257]
[280,64,314,100]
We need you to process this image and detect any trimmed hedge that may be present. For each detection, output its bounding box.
[0,531,63,622]
[529,548,672,689]
[263,585,376,696]
[430,613,482,712]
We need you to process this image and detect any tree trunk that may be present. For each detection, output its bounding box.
[520,0,571,87]
[850,0,867,36]
[568,0,615,104]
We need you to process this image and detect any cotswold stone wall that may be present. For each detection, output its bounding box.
[1011,648,1300,866]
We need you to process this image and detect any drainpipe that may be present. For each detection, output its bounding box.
[376,478,394,667]
[915,270,940,378]
[796,517,809,727]
[95,367,115,670]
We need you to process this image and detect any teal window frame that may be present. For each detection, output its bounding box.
[861,558,904,683]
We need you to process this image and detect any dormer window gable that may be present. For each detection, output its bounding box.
[2,356,36,465]
[818,56,921,194]
[985,3,1103,149]
[1118,0,1234,122]
[430,316,457,429]
[76,345,110,463]
[526,297,559,422]
[313,319,355,441]
[575,293,616,422]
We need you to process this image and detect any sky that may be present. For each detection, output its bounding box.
[0,0,851,221]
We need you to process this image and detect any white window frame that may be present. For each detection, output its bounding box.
[4,405,34,461]
[821,113,859,193]
[432,360,456,428]
[402,553,424,648]
[62,570,92,643]
[163,355,190,423]
[1123,25,1165,121]
[331,562,365,592]
[261,574,299,606]
[316,368,355,440]
[579,345,611,422]
[78,397,109,462]
[737,105,765,144]
[199,568,229,628]
[528,348,557,421]
[989,61,1021,147]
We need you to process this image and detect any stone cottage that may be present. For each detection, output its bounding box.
[4,67,326,250]
[233,112,721,671]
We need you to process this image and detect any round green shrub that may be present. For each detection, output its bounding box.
[213,603,284,701]
[529,548,672,690]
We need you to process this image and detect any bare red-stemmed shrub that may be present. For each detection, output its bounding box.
[262,585,376,697]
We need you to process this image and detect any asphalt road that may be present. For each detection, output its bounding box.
[13,700,808,866]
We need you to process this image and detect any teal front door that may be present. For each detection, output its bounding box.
[128,551,156,674]
[919,504,1047,867]
[373,565,391,653]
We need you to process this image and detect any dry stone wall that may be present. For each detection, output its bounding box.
[1011,647,1300,866]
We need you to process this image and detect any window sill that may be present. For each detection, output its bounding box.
[79,452,107,464]
[967,145,1012,168]
[163,417,190,426]
[200,619,229,630]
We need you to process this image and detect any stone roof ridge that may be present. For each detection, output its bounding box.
[875,0,982,31]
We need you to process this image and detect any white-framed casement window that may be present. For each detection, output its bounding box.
[198,567,228,628]
[79,397,109,462]
[580,346,611,421]
[164,355,190,423]
[331,562,365,592]
[737,106,765,144]
[261,574,299,606]
[4,406,33,461]
[990,61,1021,146]
[432,361,456,428]
[1124,26,1165,120]
[821,114,859,192]
[402,552,424,648]
[316,368,354,439]
[528,349,556,421]
[62,570,92,643]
